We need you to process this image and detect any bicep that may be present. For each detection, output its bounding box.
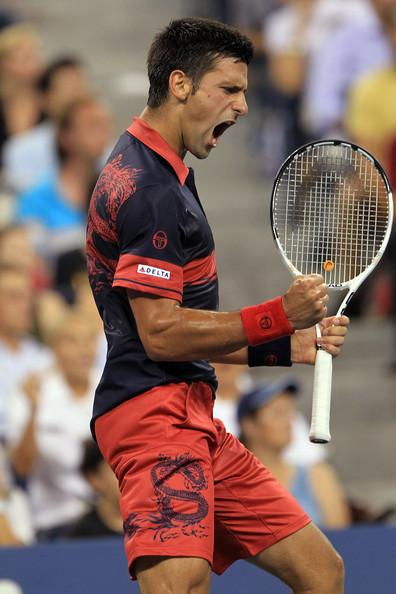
[128,291,179,342]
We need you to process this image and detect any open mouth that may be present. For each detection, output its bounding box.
[211,120,235,146]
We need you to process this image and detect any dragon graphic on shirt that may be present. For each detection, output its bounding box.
[86,153,140,294]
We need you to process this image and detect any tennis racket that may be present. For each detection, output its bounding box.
[270,140,393,443]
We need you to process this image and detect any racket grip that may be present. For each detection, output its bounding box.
[309,349,333,444]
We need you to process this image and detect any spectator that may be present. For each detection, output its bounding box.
[303,0,393,138]
[0,265,52,442]
[214,363,328,466]
[238,378,350,528]
[2,56,91,194]
[0,224,49,290]
[223,0,279,54]
[15,96,112,265]
[0,23,44,161]
[6,310,100,540]
[345,2,396,167]
[258,0,369,174]
[36,248,105,369]
[67,440,122,539]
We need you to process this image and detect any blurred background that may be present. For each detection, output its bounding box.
[0,0,395,588]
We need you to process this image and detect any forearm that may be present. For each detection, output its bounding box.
[139,308,248,361]
[211,347,248,365]
[0,514,22,546]
[130,295,293,362]
[11,414,38,478]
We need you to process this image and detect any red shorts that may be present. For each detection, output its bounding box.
[95,381,310,579]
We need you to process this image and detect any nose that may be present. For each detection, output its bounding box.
[233,93,248,116]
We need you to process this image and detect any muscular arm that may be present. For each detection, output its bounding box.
[128,275,328,362]
[129,295,250,362]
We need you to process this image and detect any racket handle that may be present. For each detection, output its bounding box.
[309,349,333,444]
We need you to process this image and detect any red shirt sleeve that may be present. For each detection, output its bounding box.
[113,185,184,302]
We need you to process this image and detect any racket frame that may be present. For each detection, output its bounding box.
[270,139,393,442]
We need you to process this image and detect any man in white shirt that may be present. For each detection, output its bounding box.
[6,310,100,539]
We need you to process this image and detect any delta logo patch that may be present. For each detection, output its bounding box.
[137,264,171,280]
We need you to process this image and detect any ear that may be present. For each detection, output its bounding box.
[168,69,193,103]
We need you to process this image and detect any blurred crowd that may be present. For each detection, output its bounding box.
[202,0,396,346]
[0,1,395,548]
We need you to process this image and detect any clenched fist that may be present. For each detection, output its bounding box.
[282,274,328,330]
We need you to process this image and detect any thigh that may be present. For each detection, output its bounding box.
[212,420,310,576]
[135,556,211,594]
[95,382,217,580]
[251,522,344,592]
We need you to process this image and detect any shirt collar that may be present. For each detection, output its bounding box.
[127,117,189,186]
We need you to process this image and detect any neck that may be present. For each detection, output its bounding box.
[61,157,94,183]
[248,444,284,471]
[216,388,239,403]
[63,374,89,397]
[96,497,123,533]
[59,158,94,208]
[140,106,186,158]
[0,332,22,351]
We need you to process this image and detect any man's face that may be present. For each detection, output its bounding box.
[63,102,112,162]
[243,392,295,453]
[46,66,90,118]
[180,57,248,159]
[54,317,97,384]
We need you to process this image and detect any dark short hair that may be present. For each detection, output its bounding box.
[55,95,97,163]
[147,17,253,108]
[37,56,84,94]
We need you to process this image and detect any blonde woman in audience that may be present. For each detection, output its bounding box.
[6,310,100,540]
[0,23,44,159]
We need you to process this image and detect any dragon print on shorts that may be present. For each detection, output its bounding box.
[149,453,209,542]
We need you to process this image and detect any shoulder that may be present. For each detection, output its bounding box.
[309,461,341,489]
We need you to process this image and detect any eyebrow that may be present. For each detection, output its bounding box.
[220,83,247,93]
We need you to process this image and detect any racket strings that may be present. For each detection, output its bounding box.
[273,144,390,285]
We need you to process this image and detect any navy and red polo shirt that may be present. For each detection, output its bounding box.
[87,118,218,425]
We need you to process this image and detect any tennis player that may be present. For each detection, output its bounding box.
[87,17,348,594]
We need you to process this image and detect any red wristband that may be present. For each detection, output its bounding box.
[240,296,294,346]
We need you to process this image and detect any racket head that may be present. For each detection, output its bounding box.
[270,140,393,291]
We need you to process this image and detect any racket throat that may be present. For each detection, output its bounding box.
[339,290,355,316]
